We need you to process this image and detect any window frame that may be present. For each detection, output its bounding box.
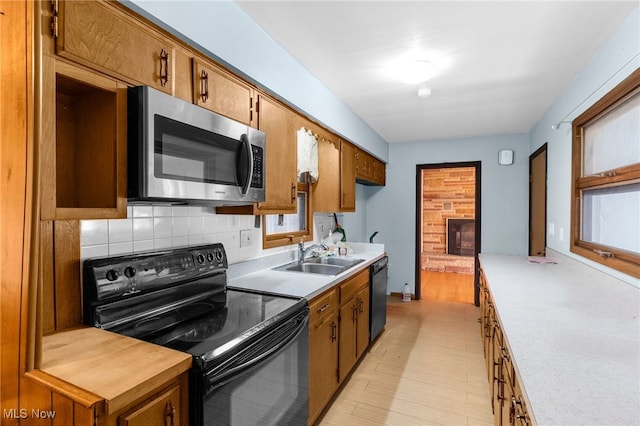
[262,182,314,249]
[570,68,640,278]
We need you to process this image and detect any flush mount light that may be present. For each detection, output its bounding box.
[392,60,438,84]
[417,86,432,98]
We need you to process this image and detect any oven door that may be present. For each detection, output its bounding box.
[128,85,265,204]
[192,309,309,426]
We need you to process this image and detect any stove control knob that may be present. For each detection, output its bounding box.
[105,269,119,281]
[215,250,224,261]
[206,252,214,262]
[196,254,206,264]
[124,266,136,278]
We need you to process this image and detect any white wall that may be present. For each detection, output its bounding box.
[530,5,639,287]
[124,0,388,162]
[366,134,530,294]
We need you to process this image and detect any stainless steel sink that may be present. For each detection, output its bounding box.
[304,257,365,268]
[272,257,365,275]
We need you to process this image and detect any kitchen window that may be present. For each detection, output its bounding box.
[571,68,640,278]
[263,181,313,249]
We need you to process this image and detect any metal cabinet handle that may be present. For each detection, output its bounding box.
[201,69,209,102]
[331,321,337,342]
[352,305,358,322]
[317,303,330,313]
[358,298,364,313]
[164,400,175,426]
[159,49,170,87]
[291,183,296,203]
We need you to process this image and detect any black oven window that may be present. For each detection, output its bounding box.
[154,114,241,185]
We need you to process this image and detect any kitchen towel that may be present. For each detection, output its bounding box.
[297,127,318,183]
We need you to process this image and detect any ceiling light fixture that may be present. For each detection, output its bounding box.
[392,59,438,84]
[417,86,432,98]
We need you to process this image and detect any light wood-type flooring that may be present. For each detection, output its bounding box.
[318,295,493,426]
[422,270,475,304]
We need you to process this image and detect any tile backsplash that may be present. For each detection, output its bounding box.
[80,205,266,263]
[80,206,344,264]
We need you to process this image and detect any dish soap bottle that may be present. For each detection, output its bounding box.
[402,283,411,302]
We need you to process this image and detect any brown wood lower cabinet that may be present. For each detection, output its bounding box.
[25,327,192,426]
[308,288,339,424]
[480,269,532,426]
[118,380,186,426]
[339,270,370,383]
[25,371,188,426]
[308,268,371,425]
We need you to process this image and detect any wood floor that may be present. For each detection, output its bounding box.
[422,270,475,304]
[318,296,493,425]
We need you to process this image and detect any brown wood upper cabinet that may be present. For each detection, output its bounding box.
[255,93,298,212]
[40,60,127,220]
[340,140,357,211]
[192,58,253,125]
[217,92,298,215]
[355,147,386,186]
[311,130,356,213]
[52,0,192,100]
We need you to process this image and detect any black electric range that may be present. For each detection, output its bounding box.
[82,243,309,426]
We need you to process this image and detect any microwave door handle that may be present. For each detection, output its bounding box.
[240,134,253,195]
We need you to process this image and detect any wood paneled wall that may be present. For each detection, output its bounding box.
[1,0,34,421]
[41,221,82,334]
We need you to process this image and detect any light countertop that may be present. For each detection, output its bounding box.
[479,251,639,426]
[228,243,386,299]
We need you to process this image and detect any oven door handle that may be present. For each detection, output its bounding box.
[205,313,308,392]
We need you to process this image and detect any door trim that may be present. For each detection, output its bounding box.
[415,162,482,305]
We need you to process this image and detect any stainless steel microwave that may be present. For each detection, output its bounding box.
[127,86,265,205]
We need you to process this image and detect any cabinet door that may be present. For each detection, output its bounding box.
[308,311,339,424]
[255,94,298,212]
[338,300,358,383]
[492,325,505,426]
[340,141,356,211]
[355,147,386,186]
[355,285,370,359]
[373,158,386,186]
[54,1,184,95]
[193,58,253,125]
[41,60,127,220]
[119,383,182,426]
[511,378,530,426]
[311,131,341,213]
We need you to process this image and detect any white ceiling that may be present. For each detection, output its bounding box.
[235,1,637,143]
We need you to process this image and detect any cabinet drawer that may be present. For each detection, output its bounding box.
[310,289,338,325]
[339,270,369,304]
[119,383,181,426]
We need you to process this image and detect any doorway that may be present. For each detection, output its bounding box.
[414,162,482,305]
[529,144,547,256]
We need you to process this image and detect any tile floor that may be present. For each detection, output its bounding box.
[318,296,493,426]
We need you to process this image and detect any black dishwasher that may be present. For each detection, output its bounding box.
[370,256,388,342]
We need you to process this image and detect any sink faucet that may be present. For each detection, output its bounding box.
[298,241,328,262]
